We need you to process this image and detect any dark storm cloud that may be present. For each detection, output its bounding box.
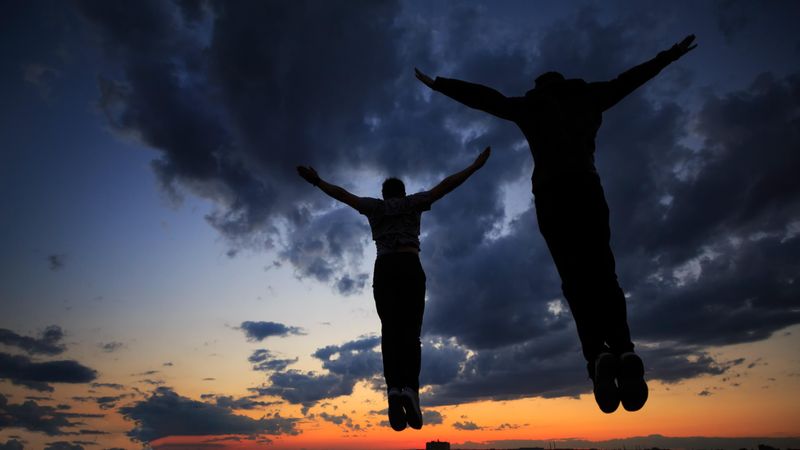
[312,336,382,379]
[118,387,299,443]
[259,370,358,407]
[248,349,297,372]
[618,72,800,348]
[0,326,65,355]
[76,0,415,289]
[0,353,97,392]
[252,336,382,408]
[279,207,371,296]
[0,394,90,436]
[239,321,303,341]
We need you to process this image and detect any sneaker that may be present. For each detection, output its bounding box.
[618,352,648,412]
[400,387,423,430]
[592,352,620,414]
[387,387,406,431]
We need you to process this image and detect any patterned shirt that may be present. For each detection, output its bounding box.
[354,192,433,255]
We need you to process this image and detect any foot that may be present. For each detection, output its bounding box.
[400,387,423,429]
[387,387,406,431]
[592,352,620,414]
[618,352,648,412]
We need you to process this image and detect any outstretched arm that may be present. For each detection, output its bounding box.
[416,68,518,121]
[297,166,362,210]
[592,34,697,111]
[427,146,491,203]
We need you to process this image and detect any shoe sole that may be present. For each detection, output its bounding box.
[619,354,648,412]
[388,394,406,431]
[594,353,620,414]
[401,393,423,430]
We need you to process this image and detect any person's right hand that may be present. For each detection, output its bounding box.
[415,67,435,88]
[297,166,321,185]
[668,34,697,60]
[473,146,491,168]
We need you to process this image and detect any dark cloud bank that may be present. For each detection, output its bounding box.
[119,387,298,442]
[75,0,800,408]
[0,326,97,392]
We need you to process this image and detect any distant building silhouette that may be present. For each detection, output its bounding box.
[426,440,450,450]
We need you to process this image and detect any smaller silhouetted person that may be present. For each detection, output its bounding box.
[416,35,697,413]
[297,147,491,431]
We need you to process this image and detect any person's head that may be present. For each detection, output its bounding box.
[382,177,406,199]
[535,71,565,89]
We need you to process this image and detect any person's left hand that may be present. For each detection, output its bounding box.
[415,67,435,88]
[297,166,320,185]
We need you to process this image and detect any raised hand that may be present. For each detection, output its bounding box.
[473,146,491,169]
[415,67,435,88]
[297,166,321,186]
[668,34,697,60]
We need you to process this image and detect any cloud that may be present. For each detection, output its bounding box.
[0,394,96,436]
[0,353,97,392]
[248,349,297,372]
[422,409,444,425]
[252,336,385,409]
[0,326,66,355]
[99,342,124,353]
[316,412,361,431]
[0,440,24,450]
[453,420,482,431]
[201,394,279,411]
[90,382,125,390]
[47,254,66,271]
[255,371,356,408]
[118,387,299,443]
[43,443,85,450]
[73,394,132,410]
[239,321,303,342]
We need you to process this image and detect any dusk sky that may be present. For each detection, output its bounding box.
[1,1,800,449]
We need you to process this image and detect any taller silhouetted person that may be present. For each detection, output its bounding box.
[297,146,491,431]
[416,35,697,413]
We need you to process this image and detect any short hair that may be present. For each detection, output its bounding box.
[382,177,406,199]
[535,71,565,87]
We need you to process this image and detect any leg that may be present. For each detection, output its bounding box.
[535,174,634,367]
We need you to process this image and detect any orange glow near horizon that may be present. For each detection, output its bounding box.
[3,327,798,450]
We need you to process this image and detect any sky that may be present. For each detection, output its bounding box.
[1,0,800,449]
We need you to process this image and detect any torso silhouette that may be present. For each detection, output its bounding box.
[519,80,602,184]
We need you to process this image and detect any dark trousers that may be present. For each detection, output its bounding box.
[373,252,426,391]
[534,173,634,374]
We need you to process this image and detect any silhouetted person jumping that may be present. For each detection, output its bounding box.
[297,147,490,430]
[416,35,697,413]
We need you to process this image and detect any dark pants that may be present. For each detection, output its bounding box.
[373,252,426,391]
[534,173,634,375]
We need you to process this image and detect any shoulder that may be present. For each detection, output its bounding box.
[355,197,383,215]
[407,191,434,211]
